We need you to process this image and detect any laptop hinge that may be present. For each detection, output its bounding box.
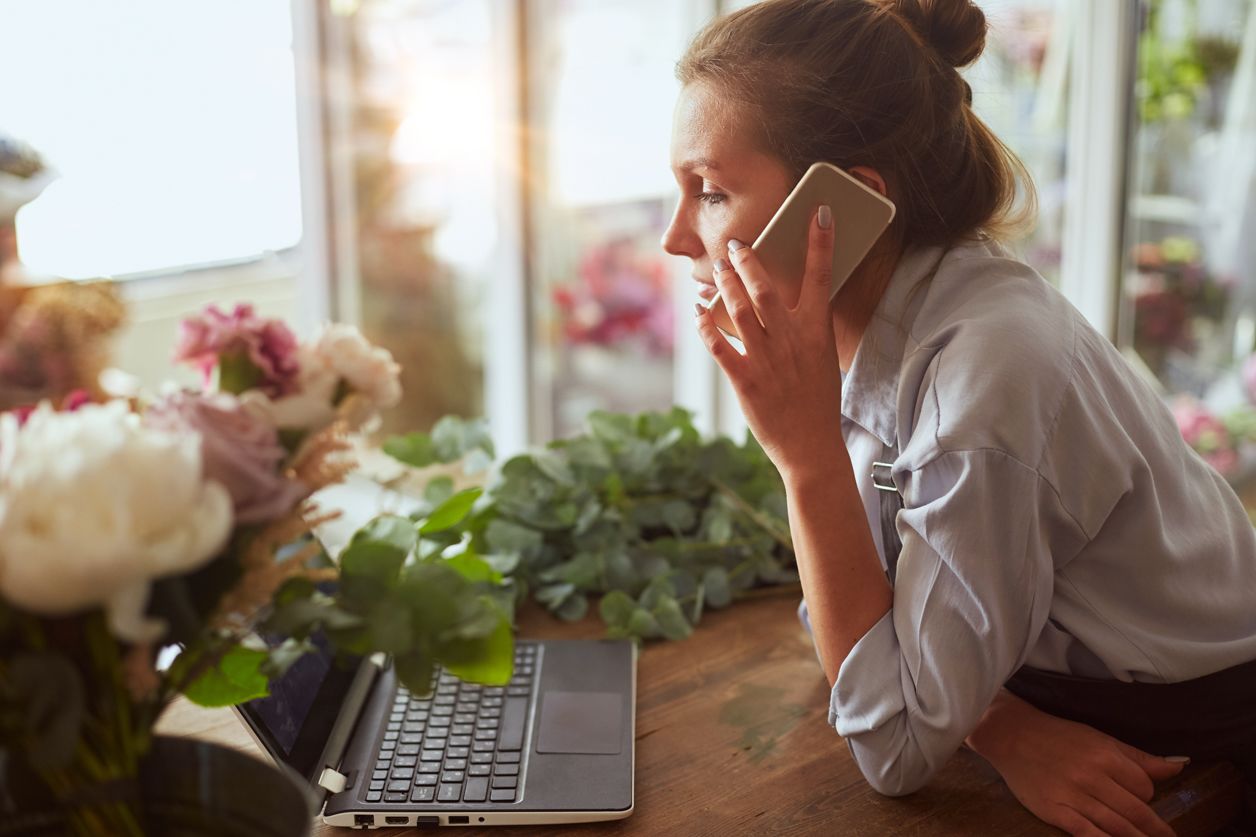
[318,767,348,794]
[310,651,386,804]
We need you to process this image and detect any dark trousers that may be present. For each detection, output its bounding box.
[1005,659,1256,833]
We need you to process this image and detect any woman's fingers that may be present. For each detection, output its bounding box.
[1089,774,1175,837]
[724,241,789,334]
[693,302,746,380]
[1067,795,1146,837]
[712,259,766,349]
[1047,804,1108,837]
[798,205,836,321]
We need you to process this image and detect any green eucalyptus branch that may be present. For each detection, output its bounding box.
[383,409,799,643]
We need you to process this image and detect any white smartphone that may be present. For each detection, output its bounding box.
[706,161,897,339]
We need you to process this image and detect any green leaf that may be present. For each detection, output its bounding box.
[368,596,414,655]
[588,411,634,445]
[661,500,696,535]
[598,590,636,627]
[704,506,734,544]
[653,595,693,641]
[353,514,419,555]
[703,568,732,609]
[419,488,483,534]
[394,651,436,697]
[382,432,438,468]
[432,416,496,463]
[626,607,662,640]
[481,551,521,575]
[464,448,494,475]
[424,476,456,506]
[262,594,363,637]
[638,575,675,611]
[555,593,589,622]
[537,552,600,589]
[444,550,503,585]
[484,519,544,559]
[536,582,576,611]
[339,540,408,599]
[177,645,270,708]
[438,606,514,685]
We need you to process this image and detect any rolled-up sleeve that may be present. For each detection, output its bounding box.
[828,448,1064,796]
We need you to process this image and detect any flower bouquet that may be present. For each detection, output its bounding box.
[551,239,674,358]
[0,304,513,835]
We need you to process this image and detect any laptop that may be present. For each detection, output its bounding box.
[234,618,636,829]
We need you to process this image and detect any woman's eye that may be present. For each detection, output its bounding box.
[696,191,726,206]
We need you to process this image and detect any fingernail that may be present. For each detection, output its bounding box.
[818,205,832,229]
[727,239,745,252]
[714,257,730,272]
[1165,756,1191,764]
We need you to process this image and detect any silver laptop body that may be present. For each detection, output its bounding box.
[235,637,636,828]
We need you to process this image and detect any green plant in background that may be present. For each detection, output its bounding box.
[1137,0,1243,124]
[383,409,797,642]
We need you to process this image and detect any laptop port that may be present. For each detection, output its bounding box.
[385,816,408,825]
[415,816,440,829]
[353,814,374,827]
[448,815,470,824]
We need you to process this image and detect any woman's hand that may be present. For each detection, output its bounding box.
[966,689,1188,837]
[694,206,842,480]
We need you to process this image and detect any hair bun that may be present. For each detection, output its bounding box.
[891,0,987,68]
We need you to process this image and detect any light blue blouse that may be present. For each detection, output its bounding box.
[800,238,1256,796]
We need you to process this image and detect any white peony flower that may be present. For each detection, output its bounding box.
[313,324,402,411]
[0,401,233,642]
[238,325,400,433]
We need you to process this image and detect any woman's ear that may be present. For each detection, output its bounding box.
[848,166,888,197]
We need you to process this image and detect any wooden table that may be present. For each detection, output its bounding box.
[160,587,1244,836]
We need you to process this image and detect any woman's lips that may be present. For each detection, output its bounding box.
[693,276,717,300]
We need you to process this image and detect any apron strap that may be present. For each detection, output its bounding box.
[872,440,904,584]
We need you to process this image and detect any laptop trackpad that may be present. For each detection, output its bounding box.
[535,691,624,754]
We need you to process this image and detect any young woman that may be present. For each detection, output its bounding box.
[662,1,1256,835]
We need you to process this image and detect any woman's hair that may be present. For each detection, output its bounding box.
[676,0,1036,247]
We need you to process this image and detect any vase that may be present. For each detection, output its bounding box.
[0,736,315,836]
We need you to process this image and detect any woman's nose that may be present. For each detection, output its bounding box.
[660,201,701,259]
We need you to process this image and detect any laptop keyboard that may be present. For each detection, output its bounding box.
[364,642,538,805]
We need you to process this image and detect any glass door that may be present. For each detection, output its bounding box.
[1117,0,1256,514]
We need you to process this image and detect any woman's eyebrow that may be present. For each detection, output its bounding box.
[677,157,720,173]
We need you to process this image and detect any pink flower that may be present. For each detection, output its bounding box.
[145,390,308,525]
[1241,354,1256,405]
[1171,395,1238,477]
[172,304,300,397]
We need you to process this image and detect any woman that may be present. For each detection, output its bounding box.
[661,1,1256,835]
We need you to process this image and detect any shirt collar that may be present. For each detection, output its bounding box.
[840,244,947,449]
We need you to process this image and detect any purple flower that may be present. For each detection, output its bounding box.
[145,390,308,525]
[172,304,300,397]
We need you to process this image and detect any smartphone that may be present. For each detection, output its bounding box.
[706,161,897,339]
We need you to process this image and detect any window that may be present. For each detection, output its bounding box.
[0,0,302,279]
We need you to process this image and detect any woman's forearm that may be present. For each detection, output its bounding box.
[783,448,893,688]
[963,687,1034,761]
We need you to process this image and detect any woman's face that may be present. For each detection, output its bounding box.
[661,83,795,302]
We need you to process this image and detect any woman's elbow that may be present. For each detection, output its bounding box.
[843,734,935,797]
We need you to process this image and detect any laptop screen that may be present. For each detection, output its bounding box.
[238,634,362,782]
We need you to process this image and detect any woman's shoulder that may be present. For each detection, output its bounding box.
[899,239,1080,469]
